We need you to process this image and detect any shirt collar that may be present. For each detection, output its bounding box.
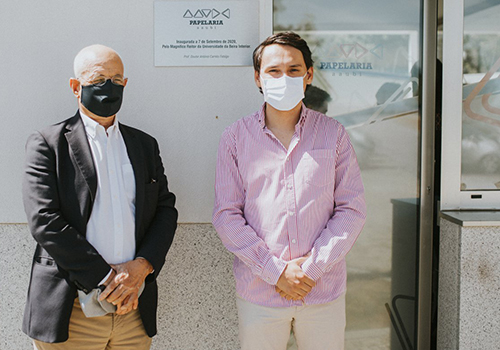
[79,109,119,139]
[257,103,266,129]
[296,102,308,133]
[257,102,309,135]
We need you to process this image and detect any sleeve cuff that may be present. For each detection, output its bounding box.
[260,256,287,285]
[98,268,113,286]
[301,258,324,282]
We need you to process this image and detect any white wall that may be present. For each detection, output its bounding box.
[0,0,272,223]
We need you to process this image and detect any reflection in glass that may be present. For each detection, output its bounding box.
[461,0,500,190]
[274,0,423,349]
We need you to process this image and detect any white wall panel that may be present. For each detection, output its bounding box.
[0,0,271,223]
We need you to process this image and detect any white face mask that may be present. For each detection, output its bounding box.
[261,73,306,111]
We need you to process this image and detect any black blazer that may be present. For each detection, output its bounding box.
[22,112,178,343]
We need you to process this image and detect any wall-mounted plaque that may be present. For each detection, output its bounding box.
[154,1,259,66]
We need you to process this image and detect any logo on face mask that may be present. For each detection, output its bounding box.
[80,80,124,118]
[261,74,306,111]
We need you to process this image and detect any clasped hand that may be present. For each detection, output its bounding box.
[275,256,316,301]
[99,258,153,315]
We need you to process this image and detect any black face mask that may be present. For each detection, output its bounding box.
[80,80,124,117]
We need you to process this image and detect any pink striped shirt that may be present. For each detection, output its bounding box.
[213,103,366,307]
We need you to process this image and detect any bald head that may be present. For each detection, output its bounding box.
[69,44,128,125]
[73,44,124,81]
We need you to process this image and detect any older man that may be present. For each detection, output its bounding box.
[213,32,366,349]
[22,44,177,350]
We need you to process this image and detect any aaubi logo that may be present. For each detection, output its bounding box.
[183,8,230,19]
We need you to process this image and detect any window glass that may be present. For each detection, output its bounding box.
[461,0,500,190]
[275,1,423,349]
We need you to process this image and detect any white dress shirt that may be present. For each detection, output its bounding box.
[80,112,136,283]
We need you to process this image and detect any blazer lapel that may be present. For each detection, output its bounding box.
[120,123,145,238]
[65,112,97,202]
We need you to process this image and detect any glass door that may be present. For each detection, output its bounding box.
[274,1,430,349]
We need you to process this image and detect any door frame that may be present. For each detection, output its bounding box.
[417,0,438,348]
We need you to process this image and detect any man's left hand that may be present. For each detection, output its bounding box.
[99,258,153,315]
[275,256,315,301]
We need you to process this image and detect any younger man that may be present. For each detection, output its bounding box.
[213,32,366,349]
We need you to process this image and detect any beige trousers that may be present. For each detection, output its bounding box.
[33,298,152,350]
[236,294,346,350]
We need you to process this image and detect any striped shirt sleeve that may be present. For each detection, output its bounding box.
[212,129,287,285]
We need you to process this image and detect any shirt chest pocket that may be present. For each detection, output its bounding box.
[297,149,335,187]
